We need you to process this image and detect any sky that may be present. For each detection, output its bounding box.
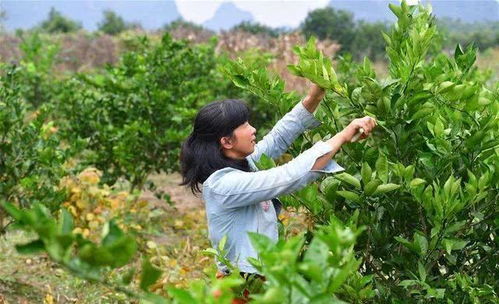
[175,0,418,27]
[1,0,496,31]
[176,0,329,27]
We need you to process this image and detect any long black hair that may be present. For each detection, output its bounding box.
[180,99,252,194]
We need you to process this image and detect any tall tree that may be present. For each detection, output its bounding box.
[351,21,389,61]
[38,7,82,33]
[97,10,129,35]
[301,7,356,54]
[163,18,205,32]
[0,7,7,32]
[230,21,281,37]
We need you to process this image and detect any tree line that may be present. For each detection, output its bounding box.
[0,6,497,63]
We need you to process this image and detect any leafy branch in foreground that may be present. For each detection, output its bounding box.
[1,201,167,303]
[2,199,369,303]
[248,211,373,303]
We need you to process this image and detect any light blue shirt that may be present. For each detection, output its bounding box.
[202,100,345,274]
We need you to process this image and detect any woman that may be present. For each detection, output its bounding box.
[180,84,376,278]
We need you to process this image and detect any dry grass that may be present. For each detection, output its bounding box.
[55,32,118,73]
[0,35,21,64]
[0,31,118,74]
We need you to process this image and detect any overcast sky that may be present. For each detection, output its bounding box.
[175,0,418,27]
[174,0,419,27]
[1,0,495,31]
[176,1,328,27]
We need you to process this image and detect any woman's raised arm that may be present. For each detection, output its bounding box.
[247,84,326,164]
[205,116,376,209]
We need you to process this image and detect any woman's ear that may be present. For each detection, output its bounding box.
[220,136,233,150]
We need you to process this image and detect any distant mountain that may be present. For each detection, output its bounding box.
[329,0,499,23]
[203,2,253,31]
[1,0,181,31]
[423,0,499,23]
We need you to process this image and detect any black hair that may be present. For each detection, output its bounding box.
[180,99,252,194]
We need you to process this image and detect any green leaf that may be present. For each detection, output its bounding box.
[411,107,433,121]
[201,248,218,256]
[373,183,401,195]
[232,75,249,88]
[438,81,455,93]
[361,162,372,185]
[218,235,227,251]
[167,288,196,303]
[142,292,169,304]
[403,165,415,180]
[101,220,124,246]
[454,44,464,59]
[15,239,45,254]
[140,259,162,291]
[395,236,416,252]
[389,3,403,18]
[1,202,23,222]
[248,232,275,253]
[59,208,73,234]
[434,119,444,137]
[375,154,388,183]
[443,239,469,255]
[303,238,329,270]
[399,279,418,288]
[106,235,137,267]
[410,178,426,188]
[255,153,276,170]
[56,234,75,252]
[335,173,361,189]
[382,32,391,46]
[320,177,340,202]
[414,233,428,256]
[336,191,361,203]
[287,64,302,77]
[418,262,427,282]
[364,180,382,196]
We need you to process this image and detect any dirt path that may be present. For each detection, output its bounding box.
[141,172,203,214]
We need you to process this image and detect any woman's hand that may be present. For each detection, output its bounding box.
[308,83,326,100]
[302,83,326,113]
[340,116,377,143]
[313,116,376,171]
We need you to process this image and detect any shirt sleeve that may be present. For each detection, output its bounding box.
[205,141,344,209]
[247,99,322,164]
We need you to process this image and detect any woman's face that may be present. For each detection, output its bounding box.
[220,121,257,159]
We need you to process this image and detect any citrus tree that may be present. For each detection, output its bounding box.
[0,64,71,233]
[55,34,226,190]
[224,1,498,302]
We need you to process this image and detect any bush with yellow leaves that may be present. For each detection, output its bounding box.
[60,167,149,242]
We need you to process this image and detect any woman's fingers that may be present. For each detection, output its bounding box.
[360,119,371,134]
[357,116,376,139]
[345,116,377,142]
[364,116,376,132]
